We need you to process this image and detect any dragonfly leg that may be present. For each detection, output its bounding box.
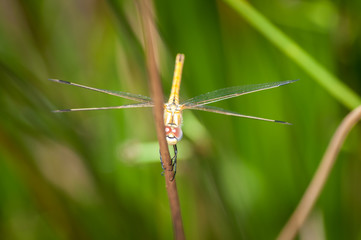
[159,145,178,180]
[159,149,165,176]
[170,145,178,181]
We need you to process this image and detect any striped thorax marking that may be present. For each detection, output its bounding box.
[164,102,183,145]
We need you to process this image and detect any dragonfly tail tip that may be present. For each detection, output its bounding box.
[48,78,70,84]
[279,79,299,87]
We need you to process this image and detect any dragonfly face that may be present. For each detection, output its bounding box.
[164,102,183,145]
[165,124,183,145]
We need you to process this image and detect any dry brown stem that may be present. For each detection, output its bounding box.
[278,105,361,240]
[137,1,185,239]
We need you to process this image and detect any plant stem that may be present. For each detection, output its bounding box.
[277,105,361,240]
[137,1,185,239]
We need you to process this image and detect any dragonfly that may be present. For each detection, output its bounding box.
[49,53,298,178]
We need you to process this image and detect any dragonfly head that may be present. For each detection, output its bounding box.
[165,125,183,145]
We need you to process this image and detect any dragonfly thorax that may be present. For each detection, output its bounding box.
[165,102,182,112]
[164,103,183,145]
[164,103,183,125]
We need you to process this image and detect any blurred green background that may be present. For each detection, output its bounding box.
[1,0,361,239]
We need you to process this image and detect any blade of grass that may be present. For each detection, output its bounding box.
[222,0,361,109]
[106,0,145,66]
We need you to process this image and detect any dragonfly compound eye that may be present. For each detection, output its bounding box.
[171,127,183,140]
[165,126,183,145]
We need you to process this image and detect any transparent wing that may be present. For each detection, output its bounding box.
[183,80,298,107]
[53,102,154,112]
[184,105,291,125]
[49,79,152,103]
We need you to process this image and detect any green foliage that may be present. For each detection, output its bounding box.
[0,0,360,239]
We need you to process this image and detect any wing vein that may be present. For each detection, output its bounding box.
[184,105,291,125]
[53,102,154,112]
[49,79,152,103]
[183,80,298,106]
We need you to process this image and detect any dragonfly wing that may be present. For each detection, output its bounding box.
[49,79,152,103]
[53,102,154,112]
[185,105,291,125]
[183,79,298,107]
